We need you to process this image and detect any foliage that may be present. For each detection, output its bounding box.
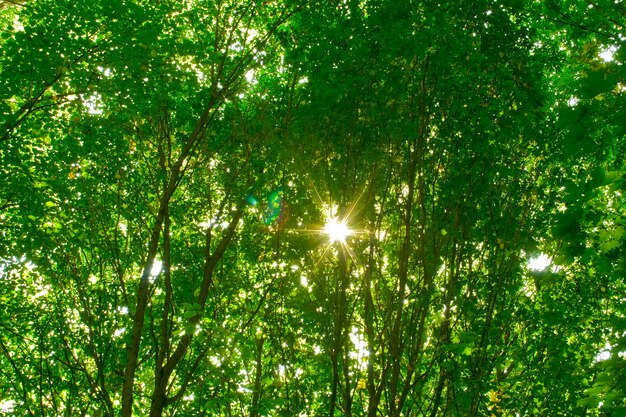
[1,0,624,416]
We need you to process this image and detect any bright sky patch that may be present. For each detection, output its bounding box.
[528,253,551,271]
[599,45,618,62]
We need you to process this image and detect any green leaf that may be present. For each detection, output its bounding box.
[579,71,618,100]
[183,310,198,319]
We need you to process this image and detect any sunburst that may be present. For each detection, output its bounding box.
[283,174,373,268]
[323,216,351,244]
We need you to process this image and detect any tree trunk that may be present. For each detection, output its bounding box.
[250,336,265,417]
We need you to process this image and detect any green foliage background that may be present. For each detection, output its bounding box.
[1,0,625,416]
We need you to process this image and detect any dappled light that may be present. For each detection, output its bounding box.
[1,0,625,416]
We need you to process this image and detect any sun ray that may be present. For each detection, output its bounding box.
[314,242,333,269]
[305,173,326,207]
[342,180,370,227]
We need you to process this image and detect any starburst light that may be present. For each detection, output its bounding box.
[323,216,351,244]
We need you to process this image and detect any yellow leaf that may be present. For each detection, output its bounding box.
[356,378,366,390]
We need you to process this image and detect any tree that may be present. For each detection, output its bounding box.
[1,0,624,416]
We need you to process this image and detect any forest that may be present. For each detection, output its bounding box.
[1,0,625,416]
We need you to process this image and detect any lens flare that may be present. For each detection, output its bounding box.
[245,194,258,206]
[262,187,288,227]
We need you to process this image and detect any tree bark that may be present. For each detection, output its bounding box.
[250,336,265,417]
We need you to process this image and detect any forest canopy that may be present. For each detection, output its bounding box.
[1,0,625,416]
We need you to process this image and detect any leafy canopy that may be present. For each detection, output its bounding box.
[1,0,625,416]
